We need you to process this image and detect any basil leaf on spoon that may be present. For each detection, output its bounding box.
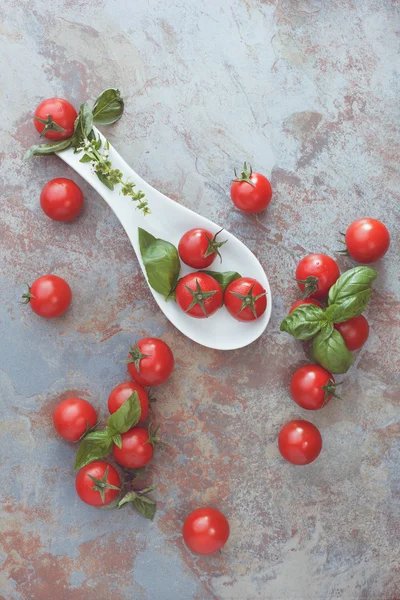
[138,228,180,298]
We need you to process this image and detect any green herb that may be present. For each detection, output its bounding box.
[280,304,325,340]
[327,266,378,322]
[34,114,66,138]
[312,328,354,373]
[138,228,180,298]
[118,485,157,520]
[107,392,141,437]
[92,88,124,125]
[24,138,73,160]
[199,271,242,292]
[74,430,114,471]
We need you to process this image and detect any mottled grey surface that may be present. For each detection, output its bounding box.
[1,1,400,599]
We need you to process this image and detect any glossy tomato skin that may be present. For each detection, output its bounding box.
[107,381,149,422]
[289,298,323,313]
[34,98,77,140]
[230,173,272,213]
[224,277,267,321]
[40,178,84,222]
[127,338,174,386]
[334,315,369,351]
[53,398,97,441]
[75,461,120,506]
[178,228,215,269]
[296,254,340,299]
[113,427,153,468]
[345,218,390,263]
[290,365,335,410]
[29,275,72,318]
[278,420,322,465]
[183,507,230,555]
[175,273,223,318]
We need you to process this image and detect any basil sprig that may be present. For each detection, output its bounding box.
[74,392,141,470]
[138,228,180,298]
[118,486,157,520]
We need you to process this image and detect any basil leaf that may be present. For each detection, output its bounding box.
[199,271,242,292]
[79,102,94,138]
[79,153,92,163]
[113,434,122,448]
[138,228,180,297]
[92,88,124,125]
[74,430,113,470]
[96,171,114,190]
[280,305,325,340]
[118,491,156,520]
[328,266,377,306]
[327,290,372,323]
[107,392,141,436]
[24,138,72,160]
[312,328,354,374]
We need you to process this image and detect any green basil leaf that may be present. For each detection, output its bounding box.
[312,328,354,374]
[92,88,124,125]
[327,291,372,323]
[199,270,242,292]
[79,153,92,163]
[79,102,94,138]
[96,171,114,190]
[74,430,113,470]
[280,305,325,340]
[138,227,180,297]
[24,138,72,160]
[318,321,334,341]
[328,266,377,306]
[107,392,141,436]
[113,434,122,448]
[118,492,156,520]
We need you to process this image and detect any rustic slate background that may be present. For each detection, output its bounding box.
[1,1,399,599]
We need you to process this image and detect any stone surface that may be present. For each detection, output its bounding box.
[1,1,399,599]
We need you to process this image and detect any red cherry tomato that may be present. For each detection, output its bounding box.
[345,218,390,263]
[22,275,72,318]
[175,272,223,319]
[296,254,340,299]
[278,420,322,465]
[230,162,272,213]
[290,365,339,410]
[178,228,227,269]
[289,298,323,313]
[127,337,174,387]
[112,426,155,468]
[183,507,230,555]
[75,461,120,506]
[334,315,369,351]
[224,277,266,321]
[53,398,97,441]
[34,98,77,140]
[40,178,84,222]
[107,381,149,423]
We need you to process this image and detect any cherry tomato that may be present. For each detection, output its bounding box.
[113,426,156,468]
[224,277,266,321]
[345,218,390,263]
[53,398,97,441]
[127,337,174,386]
[296,254,340,299]
[22,275,72,318]
[107,381,149,423]
[183,507,230,555]
[175,273,223,319]
[75,461,120,506]
[334,315,369,351]
[178,228,227,269]
[278,420,322,465]
[289,298,323,313]
[290,365,339,410]
[230,162,272,213]
[34,97,77,140]
[40,178,84,222]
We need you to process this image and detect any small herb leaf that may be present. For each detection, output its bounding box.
[96,171,114,190]
[79,102,94,138]
[107,392,141,437]
[25,138,72,160]
[280,305,325,340]
[74,430,113,471]
[92,88,124,125]
[312,328,354,374]
[118,491,157,520]
[199,271,242,292]
[328,267,378,306]
[138,228,180,297]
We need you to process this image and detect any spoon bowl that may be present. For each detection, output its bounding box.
[57,127,272,350]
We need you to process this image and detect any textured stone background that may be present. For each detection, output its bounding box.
[1,1,399,599]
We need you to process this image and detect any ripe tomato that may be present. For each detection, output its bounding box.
[278,420,322,465]
[113,426,156,468]
[290,364,339,410]
[345,218,390,263]
[107,381,149,422]
[127,338,174,386]
[175,273,223,318]
[75,461,120,506]
[230,162,272,213]
[40,178,84,222]
[34,97,77,140]
[334,315,369,351]
[178,228,227,269]
[53,398,97,441]
[224,277,266,321]
[183,507,230,555]
[289,298,323,313]
[296,254,340,299]
[22,275,72,318]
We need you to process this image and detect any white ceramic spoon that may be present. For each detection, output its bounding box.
[57,127,271,350]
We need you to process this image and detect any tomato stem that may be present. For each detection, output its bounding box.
[228,283,265,318]
[233,161,256,187]
[20,283,35,304]
[34,114,66,138]
[296,275,319,299]
[204,229,228,263]
[184,278,217,317]
[126,343,151,374]
[87,467,121,504]
[322,379,342,405]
